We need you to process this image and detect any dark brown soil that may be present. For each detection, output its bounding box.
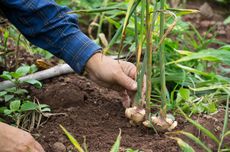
[31,74,230,152]
[184,0,230,44]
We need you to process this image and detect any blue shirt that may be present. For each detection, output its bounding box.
[0,0,101,74]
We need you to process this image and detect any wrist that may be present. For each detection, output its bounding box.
[85,52,103,73]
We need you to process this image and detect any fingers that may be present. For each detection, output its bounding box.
[34,141,45,152]
[114,71,137,91]
[120,90,131,108]
[120,61,137,79]
[113,61,137,91]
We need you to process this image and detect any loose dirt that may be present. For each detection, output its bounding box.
[31,74,229,152]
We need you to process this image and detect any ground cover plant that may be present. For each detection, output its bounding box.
[0,0,230,151]
[0,64,50,131]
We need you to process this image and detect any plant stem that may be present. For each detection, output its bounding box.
[15,34,21,69]
[159,0,167,117]
[145,0,153,119]
[97,0,109,37]
[134,0,146,106]
[134,9,138,57]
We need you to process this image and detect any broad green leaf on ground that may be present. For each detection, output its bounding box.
[15,65,30,77]
[0,91,7,97]
[0,71,12,80]
[11,72,24,79]
[110,129,122,152]
[4,95,14,102]
[5,87,17,93]
[24,79,42,88]
[14,89,28,95]
[0,107,7,113]
[20,102,38,112]
[4,109,12,115]
[10,100,21,112]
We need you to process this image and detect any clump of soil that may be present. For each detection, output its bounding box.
[31,74,230,152]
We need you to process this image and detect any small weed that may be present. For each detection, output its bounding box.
[0,64,50,131]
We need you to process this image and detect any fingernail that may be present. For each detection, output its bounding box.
[131,82,137,90]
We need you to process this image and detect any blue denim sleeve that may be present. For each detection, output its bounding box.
[0,0,101,74]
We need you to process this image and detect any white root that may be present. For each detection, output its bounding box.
[0,64,74,91]
[143,115,178,131]
[125,106,146,124]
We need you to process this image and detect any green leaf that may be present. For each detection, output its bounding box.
[24,79,42,88]
[224,131,230,138]
[0,107,7,113]
[15,65,30,77]
[205,102,217,113]
[14,89,28,95]
[179,88,190,101]
[0,91,7,97]
[10,100,21,112]
[38,104,50,112]
[224,16,230,25]
[169,49,230,65]
[110,129,121,152]
[4,95,14,102]
[4,109,12,115]
[218,95,229,151]
[179,108,220,144]
[10,72,24,79]
[20,102,38,112]
[170,137,195,152]
[220,45,230,51]
[125,148,139,152]
[39,104,50,109]
[29,64,38,73]
[0,117,5,122]
[176,131,212,152]
[5,87,17,93]
[167,8,200,16]
[40,107,51,112]
[121,0,135,35]
[0,71,12,80]
[3,30,9,39]
[59,125,85,152]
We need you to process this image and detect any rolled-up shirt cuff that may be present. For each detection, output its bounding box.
[64,31,102,74]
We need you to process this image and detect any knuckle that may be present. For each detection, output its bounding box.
[24,133,35,144]
[112,69,122,79]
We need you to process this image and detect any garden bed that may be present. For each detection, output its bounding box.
[1,0,229,151]
[31,74,230,152]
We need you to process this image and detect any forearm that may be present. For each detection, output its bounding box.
[0,0,101,74]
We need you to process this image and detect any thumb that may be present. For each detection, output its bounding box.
[115,72,137,91]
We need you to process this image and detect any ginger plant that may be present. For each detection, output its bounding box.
[124,0,198,132]
[70,0,198,131]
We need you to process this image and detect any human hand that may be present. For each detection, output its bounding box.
[86,53,138,107]
[0,122,45,152]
